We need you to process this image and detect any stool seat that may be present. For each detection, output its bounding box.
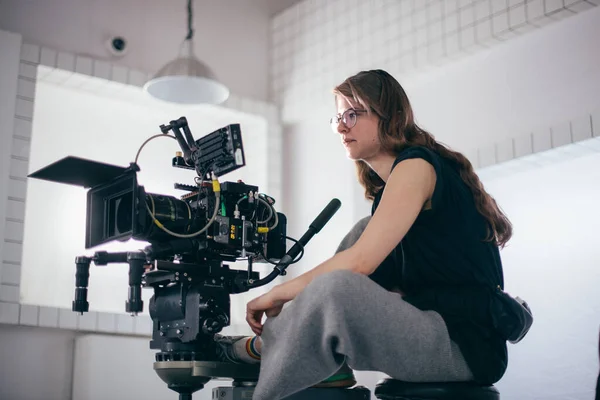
[374,378,500,400]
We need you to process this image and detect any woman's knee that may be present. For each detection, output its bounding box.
[311,269,364,289]
[302,270,366,305]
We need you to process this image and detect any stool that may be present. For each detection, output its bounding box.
[374,378,500,400]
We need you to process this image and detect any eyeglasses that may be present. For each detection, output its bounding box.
[329,108,367,131]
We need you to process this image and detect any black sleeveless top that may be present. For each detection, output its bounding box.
[370,146,508,384]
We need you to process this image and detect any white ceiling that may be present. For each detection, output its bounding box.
[263,0,304,16]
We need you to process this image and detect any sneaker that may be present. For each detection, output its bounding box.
[214,335,356,389]
[312,363,357,389]
[214,334,261,364]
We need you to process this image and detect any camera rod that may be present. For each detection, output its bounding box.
[72,251,147,315]
[246,198,342,289]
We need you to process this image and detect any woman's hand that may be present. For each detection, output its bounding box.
[246,289,285,336]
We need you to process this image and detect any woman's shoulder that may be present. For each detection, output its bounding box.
[394,145,441,162]
[392,145,444,176]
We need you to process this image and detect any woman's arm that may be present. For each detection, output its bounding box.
[246,158,436,334]
[275,158,436,300]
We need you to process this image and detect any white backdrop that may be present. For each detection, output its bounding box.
[481,150,600,398]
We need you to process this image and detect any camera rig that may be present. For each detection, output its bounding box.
[28,117,346,400]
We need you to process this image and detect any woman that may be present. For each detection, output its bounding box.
[218,69,512,400]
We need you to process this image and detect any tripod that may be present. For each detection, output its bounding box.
[72,251,371,399]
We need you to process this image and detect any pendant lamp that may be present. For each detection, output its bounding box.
[143,0,229,105]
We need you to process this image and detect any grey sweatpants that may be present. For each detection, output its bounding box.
[252,271,474,399]
[252,217,473,400]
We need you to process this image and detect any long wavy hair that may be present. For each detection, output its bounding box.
[333,69,512,247]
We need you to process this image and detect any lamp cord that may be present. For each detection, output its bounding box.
[186,0,194,40]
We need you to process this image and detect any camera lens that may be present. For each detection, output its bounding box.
[144,194,191,241]
[116,192,133,235]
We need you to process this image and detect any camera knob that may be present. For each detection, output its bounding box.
[202,318,223,334]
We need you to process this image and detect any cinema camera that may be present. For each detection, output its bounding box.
[28,117,347,400]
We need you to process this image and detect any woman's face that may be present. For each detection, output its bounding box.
[333,96,382,162]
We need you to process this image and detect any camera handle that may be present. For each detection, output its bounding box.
[125,252,146,314]
[160,117,196,166]
[73,256,91,314]
[72,250,148,315]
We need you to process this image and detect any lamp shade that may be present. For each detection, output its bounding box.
[143,56,229,105]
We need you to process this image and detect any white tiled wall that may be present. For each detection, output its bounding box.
[0,29,21,325]
[271,0,600,233]
[270,0,599,122]
[476,112,600,168]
